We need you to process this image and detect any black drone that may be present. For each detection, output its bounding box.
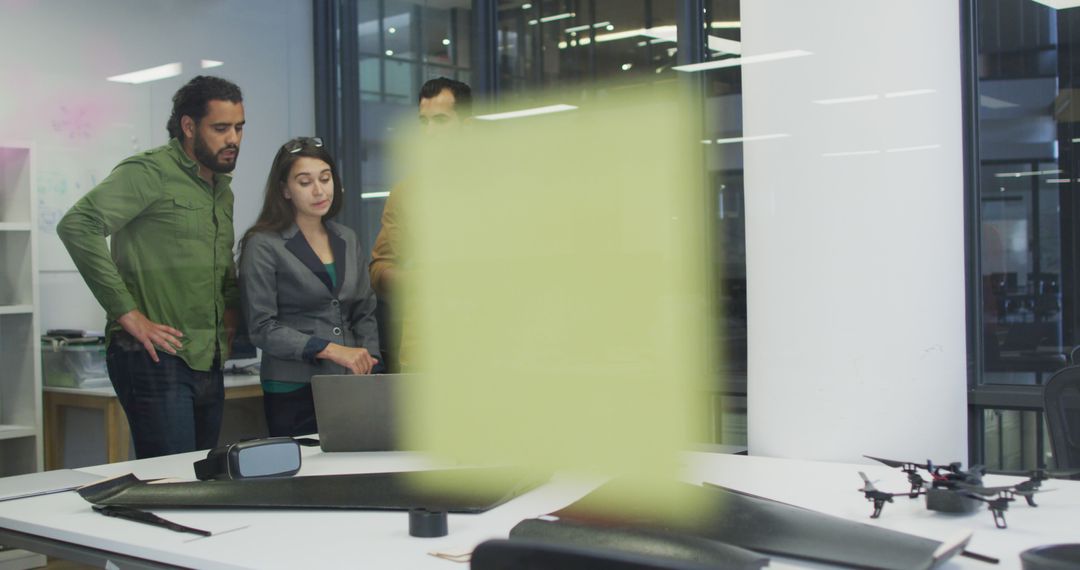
[857,455,1050,529]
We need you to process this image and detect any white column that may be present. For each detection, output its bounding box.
[742,0,968,462]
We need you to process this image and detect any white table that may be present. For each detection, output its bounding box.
[0,450,1077,569]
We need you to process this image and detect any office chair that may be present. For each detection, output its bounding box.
[1043,365,1080,469]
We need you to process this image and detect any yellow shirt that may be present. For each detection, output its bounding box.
[369,182,404,298]
[369,183,416,370]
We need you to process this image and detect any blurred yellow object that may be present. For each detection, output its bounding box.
[397,85,717,511]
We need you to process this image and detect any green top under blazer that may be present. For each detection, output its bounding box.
[239,221,381,384]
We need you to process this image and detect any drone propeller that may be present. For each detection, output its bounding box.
[956,479,1052,506]
[1007,482,1054,506]
[981,468,1068,506]
[1014,487,1055,507]
[956,483,1015,496]
[858,471,878,491]
[864,455,931,471]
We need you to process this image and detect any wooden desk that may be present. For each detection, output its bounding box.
[43,375,262,469]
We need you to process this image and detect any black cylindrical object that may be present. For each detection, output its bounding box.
[1021,544,1080,570]
[409,508,448,538]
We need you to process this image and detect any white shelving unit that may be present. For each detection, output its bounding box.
[0,143,45,570]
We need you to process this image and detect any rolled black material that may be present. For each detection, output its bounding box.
[78,468,547,513]
[472,538,724,570]
[409,508,448,538]
[508,518,768,570]
[531,480,967,570]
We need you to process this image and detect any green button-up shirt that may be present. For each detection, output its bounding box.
[57,138,239,371]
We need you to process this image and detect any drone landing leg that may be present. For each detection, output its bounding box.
[871,500,885,518]
[991,508,1007,529]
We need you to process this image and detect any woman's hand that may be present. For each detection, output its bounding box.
[317,344,379,374]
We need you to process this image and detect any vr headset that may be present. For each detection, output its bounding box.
[194,437,302,481]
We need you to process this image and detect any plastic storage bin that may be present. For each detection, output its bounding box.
[41,338,108,388]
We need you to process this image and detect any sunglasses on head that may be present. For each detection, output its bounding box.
[284,137,324,154]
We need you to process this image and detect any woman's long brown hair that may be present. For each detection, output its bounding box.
[237,137,345,259]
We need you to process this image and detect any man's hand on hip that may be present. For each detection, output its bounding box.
[117,309,184,363]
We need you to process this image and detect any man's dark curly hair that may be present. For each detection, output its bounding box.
[166,76,243,140]
[418,77,471,116]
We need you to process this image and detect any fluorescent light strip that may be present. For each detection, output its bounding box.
[201,60,224,69]
[713,133,790,145]
[641,25,677,40]
[475,104,578,121]
[994,169,1063,178]
[593,24,738,53]
[980,95,1018,109]
[361,191,391,199]
[823,150,880,157]
[886,144,941,153]
[710,21,741,29]
[540,12,574,23]
[708,36,742,54]
[673,50,812,72]
[1047,179,1071,184]
[107,62,182,84]
[595,28,648,42]
[885,88,936,98]
[814,94,879,105]
[565,21,611,33]
[558,38,592,49]
[1030,1,1080,9]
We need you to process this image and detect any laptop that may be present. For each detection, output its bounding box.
[0,469,103,502]
[311,374,411,452]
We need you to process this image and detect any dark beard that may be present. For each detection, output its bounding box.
[193,132,238,174]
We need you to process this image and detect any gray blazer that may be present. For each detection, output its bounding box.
[239,221,380,384]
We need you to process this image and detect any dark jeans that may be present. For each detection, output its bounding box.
[262,384,319,438]
[106,341,224,459]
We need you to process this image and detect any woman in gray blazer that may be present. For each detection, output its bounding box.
[238,137,381,437]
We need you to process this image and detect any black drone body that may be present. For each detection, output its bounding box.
[859,455,1049,529]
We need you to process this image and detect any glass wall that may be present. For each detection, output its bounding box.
[492,0,748,445]
[353,0,474,249]
[700,0,746,445]
[971,0,1080,469]
[319,0,748,445]
[495,0,679,93]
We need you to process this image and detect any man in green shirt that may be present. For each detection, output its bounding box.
[58,76,245,458]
